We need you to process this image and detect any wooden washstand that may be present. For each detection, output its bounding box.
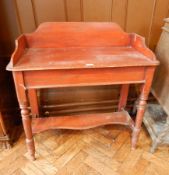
[7,22,159,160]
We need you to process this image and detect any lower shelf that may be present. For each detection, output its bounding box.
[32,110,134,133]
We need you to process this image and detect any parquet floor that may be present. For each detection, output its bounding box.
[0,125,169,175]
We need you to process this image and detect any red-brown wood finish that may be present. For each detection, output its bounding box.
[28,89,39,117]
[32,110,134,133]
[118,84,129,111]
[7,22,159,160]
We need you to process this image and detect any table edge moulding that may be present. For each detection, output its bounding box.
[6,22,159,160]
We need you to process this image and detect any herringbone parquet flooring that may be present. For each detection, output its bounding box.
[0,125,169,175]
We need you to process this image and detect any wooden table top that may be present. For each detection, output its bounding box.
[13,47,157,71]
[7,22,159,71]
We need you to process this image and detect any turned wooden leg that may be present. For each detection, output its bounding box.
[13,72,36,160]
[20,104,35,160]
[131,92,147,150]
[131,67,155,150]
[118,84,129,111]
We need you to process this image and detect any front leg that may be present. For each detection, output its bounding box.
[20,103,35,160]
[131,67,156,150]
[13,72,35,160]
[131,93,147,149]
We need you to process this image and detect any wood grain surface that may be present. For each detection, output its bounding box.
[0,125,169,175]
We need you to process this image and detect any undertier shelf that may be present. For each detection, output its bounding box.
[32,110,134,133]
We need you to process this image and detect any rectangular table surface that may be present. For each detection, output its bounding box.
[13,46,156,71]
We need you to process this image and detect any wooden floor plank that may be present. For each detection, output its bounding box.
[83,144,120,171]
[24,152,58,175]
[74,163,101,175]
[56,151,88,175]
[144,164,159,175]
[84,155,119,175]
[11,169,26,175]
[53,141,85,169]
[0,125,169,175]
